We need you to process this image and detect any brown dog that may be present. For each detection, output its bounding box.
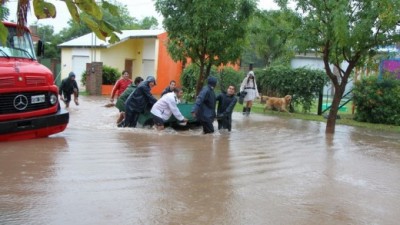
[261,95,292,113]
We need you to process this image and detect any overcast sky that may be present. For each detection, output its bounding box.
[5,0,280,33]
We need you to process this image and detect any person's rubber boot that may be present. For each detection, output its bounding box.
[246,107,251,116]
[243,107,247,115]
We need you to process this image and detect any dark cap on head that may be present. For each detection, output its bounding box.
[207,76,217,88]
[68,72,76,78]
[146,76,156,85]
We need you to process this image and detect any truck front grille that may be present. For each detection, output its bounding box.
[0,77,15,87]
[0,91,52,114]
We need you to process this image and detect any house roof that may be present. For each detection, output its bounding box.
[58,29,165,48]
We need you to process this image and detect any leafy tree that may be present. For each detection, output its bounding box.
[36,24,60,59]
[215,67,244,93]
[57,1,158,43]
[180,64,218,102]
[244,9,301,68]
[139,17,159,30]
[276,0,400,134]
[0,0,122,44]
[0,4,9,39]
[155,0,257,95]
[58,16,158,42]
[0,4,9,20]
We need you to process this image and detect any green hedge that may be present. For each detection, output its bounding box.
[81,65,121,86]
[215,67,244,93]
[353,75,400,125]
[256,65,328,112]
[180,64,242,102]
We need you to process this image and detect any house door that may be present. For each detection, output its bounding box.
[124,59,133,78]
[72,56,90,90]
[142,59,155,80]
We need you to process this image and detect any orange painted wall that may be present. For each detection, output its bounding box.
[152,32,183,95]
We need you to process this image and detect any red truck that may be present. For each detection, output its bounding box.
[0,21,69,141]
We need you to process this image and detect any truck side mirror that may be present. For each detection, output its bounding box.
[36,40,45,57]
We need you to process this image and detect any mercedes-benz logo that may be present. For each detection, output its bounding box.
[13,95,28,111]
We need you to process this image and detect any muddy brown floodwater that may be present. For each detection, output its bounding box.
[1,96,400,225]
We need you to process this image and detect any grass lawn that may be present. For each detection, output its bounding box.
[235,101,400,133]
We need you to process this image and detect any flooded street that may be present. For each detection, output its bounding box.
[1,96,400,225]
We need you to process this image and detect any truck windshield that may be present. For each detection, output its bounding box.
[0,26,36,59]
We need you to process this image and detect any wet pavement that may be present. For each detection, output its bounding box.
[1,95,400,225]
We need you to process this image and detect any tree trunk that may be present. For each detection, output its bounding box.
[325,85,342,134]
[195,61,206,96]
[326,74,350,134]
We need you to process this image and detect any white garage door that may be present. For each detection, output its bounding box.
[142,59,155,80]
[72,56,90,90]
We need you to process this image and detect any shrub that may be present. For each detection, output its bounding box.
[180,64,218,102]
[215,67,243,93]
[256,65,328,112]
[180,64,243,102]
[353,75,400,125]
[81,65,121,86]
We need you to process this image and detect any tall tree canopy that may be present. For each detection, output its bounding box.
[245,9,301,67]
[276,0,400,134]
[155,0,257,95]
[0,0,122,44]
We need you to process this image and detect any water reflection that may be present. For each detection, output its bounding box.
[0,137,68,225]
[0,96,399,225]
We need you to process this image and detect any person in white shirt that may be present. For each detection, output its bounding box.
[239,64,260,116]
[150,87,188,130]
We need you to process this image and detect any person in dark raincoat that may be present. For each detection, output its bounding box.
[114,76,143,124]
[59,72,79,108]
[191,76,217,134]
[216,85,237,131]
[123,76,157,128]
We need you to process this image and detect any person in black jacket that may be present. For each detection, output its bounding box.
[161,80,176,97]
[191,76,217,134]
[123,76,157,128]
[59,72,79,108]
[216,85,237,131]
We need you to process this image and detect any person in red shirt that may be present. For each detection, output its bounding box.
[110,70,132,103]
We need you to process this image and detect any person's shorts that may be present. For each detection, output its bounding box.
[63,93,72,103]
[151,114,165,126]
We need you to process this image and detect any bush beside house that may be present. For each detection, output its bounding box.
[353,75,400,125]
[81,65,121,86]
[80,65,121,95]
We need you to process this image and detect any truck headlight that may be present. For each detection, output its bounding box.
[50,94,58,105]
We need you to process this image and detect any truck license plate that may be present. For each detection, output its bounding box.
[31,95,45,104]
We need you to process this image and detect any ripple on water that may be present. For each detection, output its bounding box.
[2,96,400,225]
